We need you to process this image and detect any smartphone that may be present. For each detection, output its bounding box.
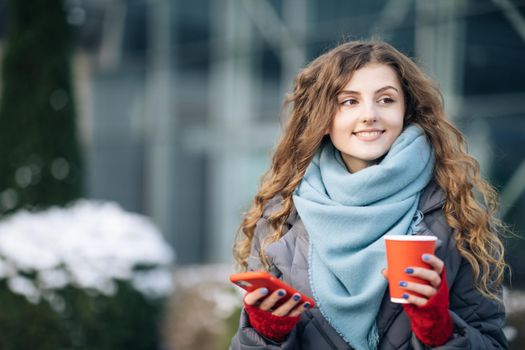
[230,271,315,307]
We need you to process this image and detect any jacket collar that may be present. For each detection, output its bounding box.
[418,180,446,214]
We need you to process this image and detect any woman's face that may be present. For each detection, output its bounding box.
[328,63,405,173]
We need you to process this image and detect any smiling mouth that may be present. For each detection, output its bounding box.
[352,130,385,141]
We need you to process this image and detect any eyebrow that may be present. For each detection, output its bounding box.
[338,85,399,95]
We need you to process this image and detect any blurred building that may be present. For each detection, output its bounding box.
[0,0,524,270]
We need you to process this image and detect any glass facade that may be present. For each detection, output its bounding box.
[1,0,524,271]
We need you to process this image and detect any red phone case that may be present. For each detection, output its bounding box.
[230,271,315,307]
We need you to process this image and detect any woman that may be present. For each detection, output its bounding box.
[230,40,507,349]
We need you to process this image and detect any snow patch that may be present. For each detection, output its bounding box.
[0,200,175,303]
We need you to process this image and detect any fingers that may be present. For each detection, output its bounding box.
[244,288,311,317]
[405,266,441,288]
[259,289,288,311]
[381,267,389,280]
[398,280,436,299]
[400,254,445,306]
[400,291,429,307]
[272,293,307,317]
[405,254,443,288]
[244,287,270,306]
[421,254,444,274]
[288,301,311,317]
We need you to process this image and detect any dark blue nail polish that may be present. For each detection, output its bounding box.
[405,268,414,274]
[304,302,311,308]
[293,294,301,301]
[399,281,407,287]
[260,288,269,295]
[422,254,430,261]
[402,293,409,299]
[278,289,286,297]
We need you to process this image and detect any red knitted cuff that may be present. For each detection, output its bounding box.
[244,302,301,341]
[403,269,453,347]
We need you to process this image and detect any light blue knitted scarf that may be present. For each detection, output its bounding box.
[293,125,434,350]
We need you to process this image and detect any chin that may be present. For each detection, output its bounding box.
[360,152,389,162]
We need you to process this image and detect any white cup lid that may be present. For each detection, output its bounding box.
[384,235,437,241]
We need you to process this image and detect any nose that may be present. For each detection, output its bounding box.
[360,102,378,124]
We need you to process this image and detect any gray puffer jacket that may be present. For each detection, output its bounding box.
[230,181,507,349]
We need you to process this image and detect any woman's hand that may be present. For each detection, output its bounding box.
[243,288,309,341]
[382,254,453,346]
[381,253,445,307]
[244,288,311,317]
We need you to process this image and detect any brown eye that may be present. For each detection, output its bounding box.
[341,99,358,105]
[378,97,395,104]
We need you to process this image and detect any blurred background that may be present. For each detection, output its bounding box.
[0,0,524,349]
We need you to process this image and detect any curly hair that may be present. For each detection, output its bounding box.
[233,40,507,301]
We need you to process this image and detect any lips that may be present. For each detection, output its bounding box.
[352,129,385,141]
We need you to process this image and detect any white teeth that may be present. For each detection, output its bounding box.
[355,131,382,137]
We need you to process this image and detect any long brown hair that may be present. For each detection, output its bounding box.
[233,40,507,301]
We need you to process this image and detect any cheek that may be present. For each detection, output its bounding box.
[386,109,405,132]
[393,121,404,136]
[389,125,403,144]
[330,112,357,132]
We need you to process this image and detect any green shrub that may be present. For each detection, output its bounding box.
[0,280,166,350]
[0,0,83,215]
[0,201,175,350]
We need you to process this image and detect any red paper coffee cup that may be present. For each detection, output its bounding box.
[384,235,437,303]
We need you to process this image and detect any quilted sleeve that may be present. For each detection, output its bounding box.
[230,215,302,350]
[412,209,507,349]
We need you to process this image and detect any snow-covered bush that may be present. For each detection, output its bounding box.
[0,200,175,350]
